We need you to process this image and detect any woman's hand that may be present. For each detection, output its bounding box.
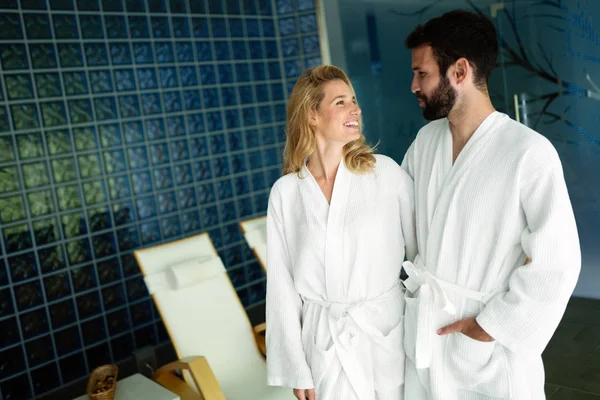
[293,388,316,400]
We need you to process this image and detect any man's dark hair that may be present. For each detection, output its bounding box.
[405,10,498,90]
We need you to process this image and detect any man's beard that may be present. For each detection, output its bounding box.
[417,75,457,121]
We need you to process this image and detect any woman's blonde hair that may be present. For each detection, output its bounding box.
[282,65,376,175]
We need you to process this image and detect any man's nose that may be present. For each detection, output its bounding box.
[411,77,420,94]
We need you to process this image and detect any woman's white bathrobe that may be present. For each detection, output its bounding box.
[266,155,417,400]
[401,112,581,400]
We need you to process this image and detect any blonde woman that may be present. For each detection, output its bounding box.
[265,65,417,400]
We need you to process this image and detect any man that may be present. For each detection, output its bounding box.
[400,10,581,400]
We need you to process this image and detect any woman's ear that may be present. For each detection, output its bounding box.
[308,108,318,127]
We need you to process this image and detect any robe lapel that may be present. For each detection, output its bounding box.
[426,129,453,230]
[300,159,352,301]
[324,159,352,301]
[426,112,503,263]
[299,164,329,233]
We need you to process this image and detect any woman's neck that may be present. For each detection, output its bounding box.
[307,141,344,183]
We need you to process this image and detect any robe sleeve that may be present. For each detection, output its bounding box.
[265,185,314,389]
[401,139,416,179]
[398,169,418,262]
[476,162,581,358]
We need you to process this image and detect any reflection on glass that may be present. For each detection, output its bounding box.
[99,123,121,147]
[68,99,93,124]
[56,185,81,211]
[35,73,62,98]
[5,74,34,100]
[41,101,67,127]
[11,104,40,130]
[22,162,49,188]
[82,181,106,205]
[63,71,88,95]
[103,150,126,174]
[0,195,25,222]
[71,265,95,292]
[39,245,65,273]
[33,217,58,245]
[94,97,118,121]
[44,273,70,301]
[52,157,76,183]
[46,129,71,155]
[17,133,44,159]
[28,190,54,216]
[1,44,28,70]
[67,239,91,265]
[8,252,38,282]
[29,43,57,68]
[58,43,83,67]
[73,126,97,151]
[53,14,79,39]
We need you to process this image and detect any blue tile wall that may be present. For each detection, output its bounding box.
[0,0,320,398]
[275,0,319,95]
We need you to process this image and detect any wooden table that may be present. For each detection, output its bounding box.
[73,373,180,400]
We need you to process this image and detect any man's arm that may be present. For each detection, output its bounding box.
[474,163,580,356]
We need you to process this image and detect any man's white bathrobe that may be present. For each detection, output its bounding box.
[266,155,417,400]
[401,111,581,400]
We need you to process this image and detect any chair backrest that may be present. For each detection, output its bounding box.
[134,233,266,394]
[239,216,267,272]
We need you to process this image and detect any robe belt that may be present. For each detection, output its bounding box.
[402,255,499,369]
[301,283,403,400]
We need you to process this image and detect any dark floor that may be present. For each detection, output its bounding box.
[543,297,600,399]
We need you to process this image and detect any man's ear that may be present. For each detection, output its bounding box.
[452,57,470,86]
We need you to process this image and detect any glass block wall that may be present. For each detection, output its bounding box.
[0,0,321,398]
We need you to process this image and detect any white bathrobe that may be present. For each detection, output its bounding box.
[401,111,581,400]
[266,155,417,400]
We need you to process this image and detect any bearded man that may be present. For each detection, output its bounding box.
[400,10,581,400]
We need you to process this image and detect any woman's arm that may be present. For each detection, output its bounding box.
[265,185,314,389]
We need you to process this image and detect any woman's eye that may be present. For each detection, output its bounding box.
[336,100,344,105]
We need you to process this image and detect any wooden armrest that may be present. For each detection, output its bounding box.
[254,322,266,335]
[250,248,266,272]
[153,356,225,400]
[254,323,267,358]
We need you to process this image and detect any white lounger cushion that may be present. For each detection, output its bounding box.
[135,234,294,400]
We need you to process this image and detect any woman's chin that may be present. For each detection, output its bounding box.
[347,130,361,141]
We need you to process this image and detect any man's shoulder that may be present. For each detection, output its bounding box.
[499,116,560,163]
[417,118,448,137]
[483,115,563,178]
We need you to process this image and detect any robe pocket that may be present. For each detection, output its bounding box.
[309,334,336,389]
[403,296,419,362]
[445,332,512,398]
[373,316,406,393]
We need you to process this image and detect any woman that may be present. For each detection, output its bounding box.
[265,65,417,400]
